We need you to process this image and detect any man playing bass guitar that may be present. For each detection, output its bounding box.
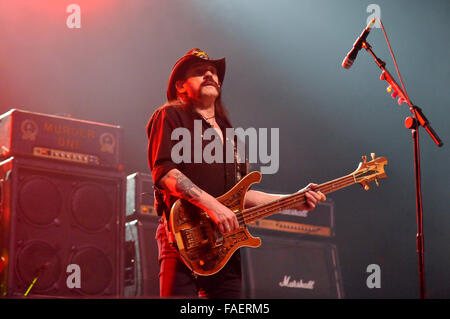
[147,48,326,299]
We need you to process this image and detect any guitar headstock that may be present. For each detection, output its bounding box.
[352,153,388,190]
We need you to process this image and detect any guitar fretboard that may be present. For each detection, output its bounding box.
[240,174,356,224]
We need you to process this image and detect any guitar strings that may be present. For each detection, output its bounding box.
[235,174,357,225]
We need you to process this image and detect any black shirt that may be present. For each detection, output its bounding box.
[147,102,247,217]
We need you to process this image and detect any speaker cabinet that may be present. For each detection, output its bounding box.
[124,218,159,297]
[0,157,125,297]
[241,231,344,299]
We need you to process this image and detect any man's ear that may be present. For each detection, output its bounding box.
[175,80,186,94]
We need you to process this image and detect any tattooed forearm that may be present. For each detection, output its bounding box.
[159,169,205,204]
[172,171,203,202]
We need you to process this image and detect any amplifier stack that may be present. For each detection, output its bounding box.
[0,109,126,297]
[123,172,160,297]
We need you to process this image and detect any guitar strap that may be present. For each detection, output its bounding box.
[234,134,249,183]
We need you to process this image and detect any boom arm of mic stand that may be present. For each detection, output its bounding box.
[362,41,443,147]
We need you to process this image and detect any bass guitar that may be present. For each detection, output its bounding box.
[169,153,388,276]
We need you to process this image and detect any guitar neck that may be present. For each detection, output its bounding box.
[241,173,356,224]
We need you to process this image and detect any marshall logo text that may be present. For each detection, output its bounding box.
[279,275,315,289]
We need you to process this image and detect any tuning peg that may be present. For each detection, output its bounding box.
[364,184,370,191]
[362,155,367,163]
[371,153,375,160]
[375,178,379,187]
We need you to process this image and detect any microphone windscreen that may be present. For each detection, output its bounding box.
[342,57,354,69]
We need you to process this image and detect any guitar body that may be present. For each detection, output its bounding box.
[169,171,263,276]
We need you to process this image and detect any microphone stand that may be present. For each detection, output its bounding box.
[361,41,443,299]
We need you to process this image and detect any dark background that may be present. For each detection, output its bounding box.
[0,0,448,298]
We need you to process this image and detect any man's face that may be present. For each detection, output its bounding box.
[176,62,220,101]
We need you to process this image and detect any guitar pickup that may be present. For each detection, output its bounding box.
[181,226,210,250]
[180,227,199,250]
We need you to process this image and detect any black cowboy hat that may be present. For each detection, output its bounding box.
[166,48,226,101]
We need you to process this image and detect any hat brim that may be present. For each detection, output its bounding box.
[166,55,225,101]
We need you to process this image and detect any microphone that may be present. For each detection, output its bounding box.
[342,18,376,69]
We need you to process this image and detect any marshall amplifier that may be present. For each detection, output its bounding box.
[125,172,157,220]
[0,109,123,170]
[248,199,335,238]
[241,232,344,299]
